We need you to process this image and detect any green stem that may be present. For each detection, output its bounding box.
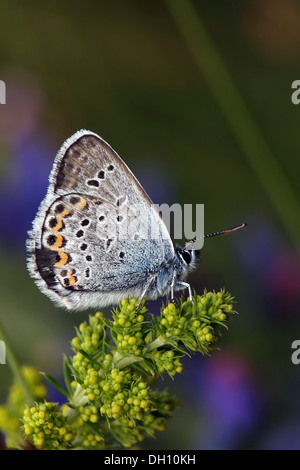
[113,351,143,370]
[65,383,88,424]
[143,335,169,352]
[0,317,34,405]
[165,0,300,249]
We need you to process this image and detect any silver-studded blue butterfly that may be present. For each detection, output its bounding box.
[27,130,246,311]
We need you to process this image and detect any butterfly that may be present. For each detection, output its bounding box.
[27,130,246,311]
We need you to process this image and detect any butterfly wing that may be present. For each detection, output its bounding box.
[27,130,174,310]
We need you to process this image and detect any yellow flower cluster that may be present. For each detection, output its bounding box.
[150,349,183,377]
[23,402,75,450]
[112,298,147,355]
[0,366,47,448]
[160,302,187,337]
[0,290,236,450]
[98,368,152,421]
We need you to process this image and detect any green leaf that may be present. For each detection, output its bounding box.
[77,348,101,366]
[40,372,71,400]
[63,355,74,396]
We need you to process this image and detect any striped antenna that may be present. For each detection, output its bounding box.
[184,223,247,249]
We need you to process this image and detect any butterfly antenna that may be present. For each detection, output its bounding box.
[184,223,247,249]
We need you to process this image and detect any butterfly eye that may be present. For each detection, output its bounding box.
[181,250,192,265]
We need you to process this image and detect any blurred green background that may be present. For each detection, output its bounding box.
[0,0,300,449]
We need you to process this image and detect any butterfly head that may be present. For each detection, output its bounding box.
[175,246,200,274]
[175,223,247,279]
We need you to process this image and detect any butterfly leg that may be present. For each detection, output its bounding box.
[135,273,156,313]
[176,281,193,302]
[170,271,176,304]
[170,271,177,304]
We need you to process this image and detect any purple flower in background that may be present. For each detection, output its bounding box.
[264,251,300,313]
[0,70,55,249]
[234,216,300,316]
[194,350,263,449]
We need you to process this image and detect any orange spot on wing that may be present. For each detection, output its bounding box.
[75,198,87,210]
[68,276,76,286]
[53,218,64,231]
[58,209,70,218]
[50,234,64,250]
[55,251,69,267]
